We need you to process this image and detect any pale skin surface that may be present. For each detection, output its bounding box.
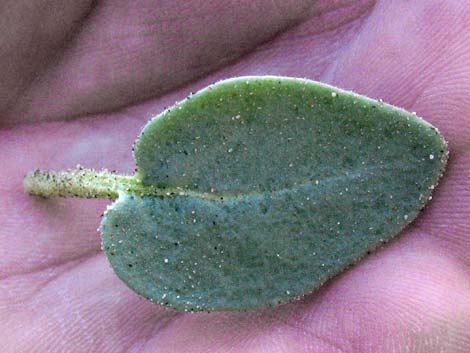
[1,0,469,351]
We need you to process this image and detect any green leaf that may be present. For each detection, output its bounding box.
[100,76,448,311]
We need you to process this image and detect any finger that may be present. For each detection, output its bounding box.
[0,0,95,121]
[2,0,319,125]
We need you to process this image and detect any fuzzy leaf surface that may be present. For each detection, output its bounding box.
[101,76,447,311]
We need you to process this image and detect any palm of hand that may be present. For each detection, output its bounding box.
[1,1,469,352]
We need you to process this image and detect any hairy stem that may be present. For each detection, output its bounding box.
[24,168,189,200]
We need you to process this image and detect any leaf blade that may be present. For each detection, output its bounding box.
[102,76,448,311]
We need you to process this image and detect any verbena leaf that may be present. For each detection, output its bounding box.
[100,76,447,311]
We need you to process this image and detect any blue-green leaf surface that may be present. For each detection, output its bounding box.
[100,76,448,311]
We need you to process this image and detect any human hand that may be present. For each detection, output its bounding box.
[1,0,469,352]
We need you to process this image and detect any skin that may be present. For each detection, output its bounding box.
[1,0,469,351]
